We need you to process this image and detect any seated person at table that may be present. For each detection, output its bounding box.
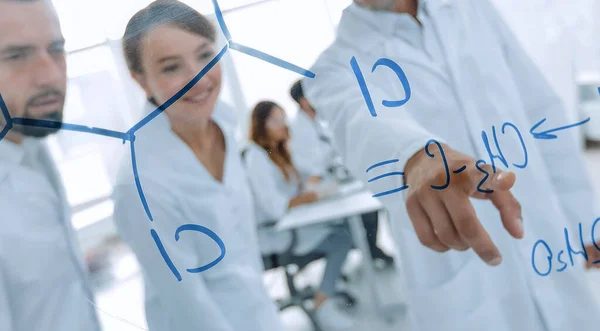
[244,100,355,330]
[289,79,393,266]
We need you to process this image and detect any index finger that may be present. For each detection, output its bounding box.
[442,189,503,266]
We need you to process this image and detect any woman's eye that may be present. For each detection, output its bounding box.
[162,64,178,73]
[199,51,215,61]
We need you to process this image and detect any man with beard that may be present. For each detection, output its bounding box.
[0,0,101,330]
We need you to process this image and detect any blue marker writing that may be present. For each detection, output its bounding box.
[372,58,411,108]
[501,122,528,168]
[365,116,590,198]
[532,219,600,276]
[556,250,567,272]
[365,158,408,197]
[175,224,226,273]
[530,117,591,140]
[351,56,411,117]
[591,217,600,265]
[564,223,588,266]
[474,159,493,194]
[531,239,553,277]
[425,139,449,190]
[481,127,508,174]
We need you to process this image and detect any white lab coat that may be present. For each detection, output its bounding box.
[112,102,284,331]
[303,1,600,330]
[290,109,337,180]
[0,138,101,331]
[243,142,332,255]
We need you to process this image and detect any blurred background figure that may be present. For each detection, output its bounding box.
[244,100,355,330]
[289,79,394,268]
[111,1,285,331]
[0,0,101,330]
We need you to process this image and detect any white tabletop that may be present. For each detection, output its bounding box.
[276,181,384,231]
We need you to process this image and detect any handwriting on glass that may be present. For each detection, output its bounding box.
[351,56,411,117]
[366,118,590,197]
[531,218,600,276]
[0,0,315,281]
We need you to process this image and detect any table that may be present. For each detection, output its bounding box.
[276,181,396,319]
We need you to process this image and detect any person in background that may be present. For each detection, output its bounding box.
[289,79,394,267]
[112,1,284,330]
[244,100,354,330]
[0,0,102,330]
[303,0,600,330]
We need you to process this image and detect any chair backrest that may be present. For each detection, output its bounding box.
[262,254,280,270]
[260,229,325,272]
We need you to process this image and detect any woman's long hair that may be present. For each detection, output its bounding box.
[249,101,299,182]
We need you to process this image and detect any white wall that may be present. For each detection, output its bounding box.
[489,0,599,146]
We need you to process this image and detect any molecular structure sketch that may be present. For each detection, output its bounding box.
[0,0,315,282]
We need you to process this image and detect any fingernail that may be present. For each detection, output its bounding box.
[495,172,507,183]
[488,256,502,266]
[516,218,524,237]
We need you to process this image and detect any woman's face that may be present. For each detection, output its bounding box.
[135,24,221,124]
[265,107,289,143]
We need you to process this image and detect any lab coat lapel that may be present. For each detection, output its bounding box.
[39,141,71,227]
[38,140,94,295]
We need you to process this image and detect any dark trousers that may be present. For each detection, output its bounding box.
[361,211,388,259]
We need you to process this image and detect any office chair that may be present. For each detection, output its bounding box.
[260,221,357,331]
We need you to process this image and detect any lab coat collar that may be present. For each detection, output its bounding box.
[339,1,453,52]
[0,138,26,165]
[0,137,45,184]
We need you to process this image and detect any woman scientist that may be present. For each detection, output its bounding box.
[112,1,284,330]
[244,101,355,330]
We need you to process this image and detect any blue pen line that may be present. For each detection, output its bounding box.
[453,165,467,174]
[0,92,11,123]
[12,118,131,141]
[541,117,590,135]
[372,186,409,198]
[371,58,411,108]
[175,224,227,273]
[229,42,315,78]
[0,124,10,142]
[0,93,12,141]
[350,56,377,117]
[366,158,399,172]
[128,44,229,134]
[368,171,404,183]
[530,117,591,139]
[151,229,182,282]
[130,139,153,222]
[211,0,232,42]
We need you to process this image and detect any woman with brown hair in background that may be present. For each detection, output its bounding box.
[244,100,355,330]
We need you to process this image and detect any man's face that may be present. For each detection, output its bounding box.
[0,0,66,139]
